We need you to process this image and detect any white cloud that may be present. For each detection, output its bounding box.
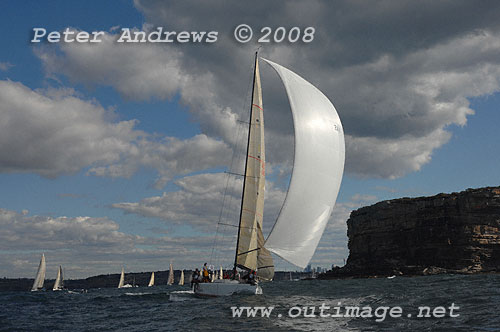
[0,207,223,278]
[88,134,231,188]
[345,129,451,179]
[0,80,137,177]
[35,21,500,181]
[113,172,287,233]
[0,80,230,184]
[112,171,373,270]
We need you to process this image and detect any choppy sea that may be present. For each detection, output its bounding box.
[0,274,499,331]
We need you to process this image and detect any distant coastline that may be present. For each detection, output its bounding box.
[0,270,312,292]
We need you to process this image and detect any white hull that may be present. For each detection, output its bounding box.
[121,284,134,288]
[193,279,261,297]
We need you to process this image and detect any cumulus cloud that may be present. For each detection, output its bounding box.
[0,80,230,184]
[111,170,374,269]
[113,172,287,233]
[0,208,221,277]
[0,208,139,251]
[33,2,500,180]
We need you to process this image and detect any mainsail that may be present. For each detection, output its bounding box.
[167,263,174,285]
[234,53,275,281]
[117,268,125,288]
[262,59,345,268]
[148,272,155,287]
[31,253,46,291]
[178,270,184,286]
[53,265,64,291]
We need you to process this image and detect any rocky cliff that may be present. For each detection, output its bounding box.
[322,187,500,278]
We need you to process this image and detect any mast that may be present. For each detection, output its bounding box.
[233,51,259,278]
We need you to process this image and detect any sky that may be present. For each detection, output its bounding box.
[1,0,500,279]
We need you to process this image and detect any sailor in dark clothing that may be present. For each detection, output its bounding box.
[191,268,201,288]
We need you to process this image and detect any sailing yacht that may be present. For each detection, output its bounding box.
[167,263,174,285]
[117,267,126,288]
[53,265,64,291]
[194,53,345,297]
[31,253,46,291]
[178,270,184,286]
[148,272,155,287]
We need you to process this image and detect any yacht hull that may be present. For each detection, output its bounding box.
[193,280,261,297]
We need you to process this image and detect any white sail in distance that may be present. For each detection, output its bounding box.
[167,263,174,285]
[148,272,155,287]
[178,270,184,286]
[262,59,345,269]
[118,268,125,288]
[53,265,64,291]
[31,253,46,291]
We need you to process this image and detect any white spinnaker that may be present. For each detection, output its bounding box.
[262,59,345,268]
[31,253,46,291]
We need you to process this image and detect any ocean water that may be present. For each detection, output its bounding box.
[0,274,499,331]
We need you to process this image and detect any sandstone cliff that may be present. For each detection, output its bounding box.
[321,187,500,278]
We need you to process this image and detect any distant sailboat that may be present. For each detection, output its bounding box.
[53,265,64,291]
[219,266,223,280]
[117,267,125,288]
[31,253,46,291]
[178,270,184,286]
[167,263,174,285]
[194,52,344,297]
[148,272,155,287]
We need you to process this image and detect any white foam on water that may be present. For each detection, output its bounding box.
[169,290,195,301]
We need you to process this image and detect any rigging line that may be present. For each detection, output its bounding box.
[225,171,259,179]
[237,247,260,256]
[210,53,255,266]
[258,265,275,269]
[218,222,257,229]
[210,121,244,265]
[217,119,247,264]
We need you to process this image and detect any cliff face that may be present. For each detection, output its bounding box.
[343,187,500,276]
